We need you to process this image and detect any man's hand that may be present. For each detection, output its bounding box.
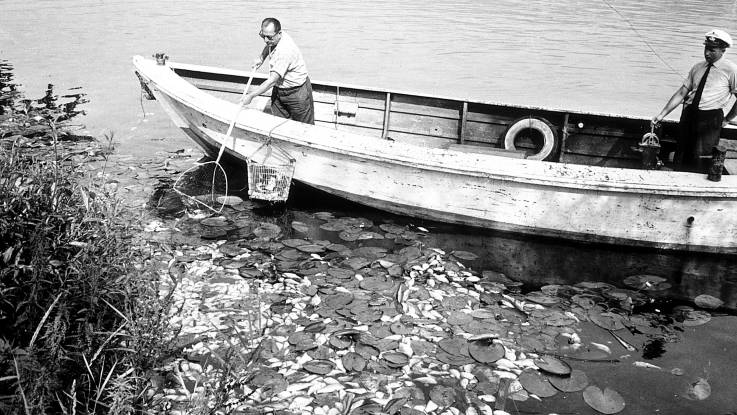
[240,93,254,107]
[651,116,662,128]
[252,57,263,70]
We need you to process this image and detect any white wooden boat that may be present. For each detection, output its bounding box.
[133,55,737,254]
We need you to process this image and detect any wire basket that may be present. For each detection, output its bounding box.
[246,141,296,202]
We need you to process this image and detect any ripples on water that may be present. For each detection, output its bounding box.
[3,0,737,133]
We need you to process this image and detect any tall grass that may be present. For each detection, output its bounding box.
[0,83,176,413]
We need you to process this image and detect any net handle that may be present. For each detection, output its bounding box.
[216,62,262,163]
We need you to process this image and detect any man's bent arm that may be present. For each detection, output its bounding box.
[654,85,690,123]
[242,72,281,105]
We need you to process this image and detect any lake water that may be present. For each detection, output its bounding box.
[3,1,737,413]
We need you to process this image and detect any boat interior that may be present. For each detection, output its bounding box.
[169,63,737,174]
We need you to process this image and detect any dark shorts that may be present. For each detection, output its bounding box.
[677,106,723,173]
[271,77,315,125]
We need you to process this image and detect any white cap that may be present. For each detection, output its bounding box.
[705,29,732,48]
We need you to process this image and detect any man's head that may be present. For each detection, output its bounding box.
[704,29,731,63]
[260,18,282,47]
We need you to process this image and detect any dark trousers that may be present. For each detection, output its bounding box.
[677,106,723,173]
[271,77,315,125]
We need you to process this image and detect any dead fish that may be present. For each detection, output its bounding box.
[590,342,612,354]
[501,294,529,315]
[633,361,662,370]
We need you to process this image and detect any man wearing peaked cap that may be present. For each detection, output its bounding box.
[653,29,737,173]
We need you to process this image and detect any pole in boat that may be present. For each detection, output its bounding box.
[172,61,262,213]
[216,63,261,163]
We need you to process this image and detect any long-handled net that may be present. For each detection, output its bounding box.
[171,66,260,213]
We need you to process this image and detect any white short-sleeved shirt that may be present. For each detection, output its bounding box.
[263,32,309,89]
[683,57,737,112]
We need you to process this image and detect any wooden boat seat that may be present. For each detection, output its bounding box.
[443,143,527,159]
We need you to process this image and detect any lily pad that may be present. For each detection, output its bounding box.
[518,369,558,397]
[390,321,413,335]
[451,250,478,261]
[287,331,317,351]
[548,369,589,392]
[694,294,723,310]
[338,230,360,241]
[438,337,470,357]
[446,311,473,326]
[296,244,326,253]
[291,220,310,233]
[355,342,380,359]
[342,352,366,372]
[281,238,309,248]
[534,355,571,376]
[327,268,354,280]
[359,277,394,292]
[323,293,353,308]
[685,378,711,400]
[253,222,281,239]
[435,350,474,365]
[382,352,409,368]
[429,385,456,407]
[325,243,349,252]
[302,359,335,375]
[682,310,711,326]
[589,311,625,331]
[583,385,625,414]
[468,339,505,364]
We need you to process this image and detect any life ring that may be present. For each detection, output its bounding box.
[503,117,559,161]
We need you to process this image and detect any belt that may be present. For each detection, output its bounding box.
[277,81,308,92]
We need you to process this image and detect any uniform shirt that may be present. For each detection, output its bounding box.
[264,32,309,89]
[683,57,737,112]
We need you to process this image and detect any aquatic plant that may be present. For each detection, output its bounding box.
[0,72,176,414]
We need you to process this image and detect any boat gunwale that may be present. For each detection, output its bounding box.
[166,61,670,123]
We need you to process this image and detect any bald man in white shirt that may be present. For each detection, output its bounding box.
[242,17,315,124]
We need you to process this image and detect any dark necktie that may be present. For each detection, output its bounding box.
[691,63,712,110]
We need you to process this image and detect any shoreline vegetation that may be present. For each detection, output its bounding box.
[1,61,733,415]
[0,60,179,413]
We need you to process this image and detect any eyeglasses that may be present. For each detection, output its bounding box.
[259,31,280,41]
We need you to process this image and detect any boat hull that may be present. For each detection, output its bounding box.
[133,56,737,254]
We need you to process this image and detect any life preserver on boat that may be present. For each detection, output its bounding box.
[503,117,559,161]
